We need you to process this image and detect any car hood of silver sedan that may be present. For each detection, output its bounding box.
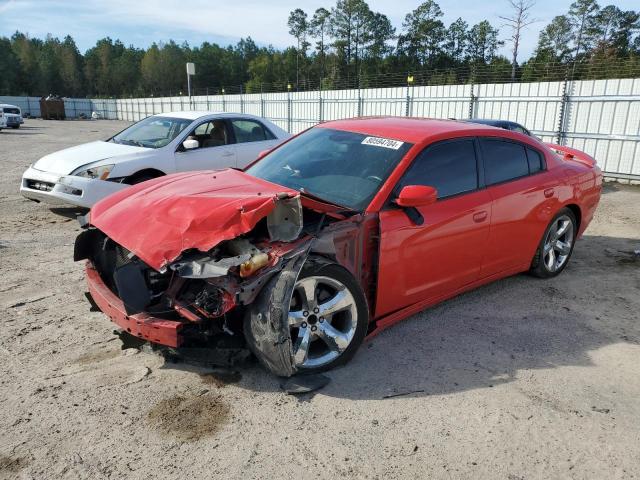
[32,141,150,175]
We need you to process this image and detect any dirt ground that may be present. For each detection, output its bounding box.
[1,119,639,480]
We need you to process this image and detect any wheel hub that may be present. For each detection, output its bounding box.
[288,275,358,369]
[543,214,574,273]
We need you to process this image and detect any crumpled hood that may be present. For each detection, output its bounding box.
[89,169,297,271]
[33,141,148,174]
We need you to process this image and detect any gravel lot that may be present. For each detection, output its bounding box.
[1,119,639,480]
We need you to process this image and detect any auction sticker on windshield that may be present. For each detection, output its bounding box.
[361,136,404,150]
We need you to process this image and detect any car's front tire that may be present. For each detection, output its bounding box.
[530,208,577,278]
[288,263,369,374]
[126,171,163,185]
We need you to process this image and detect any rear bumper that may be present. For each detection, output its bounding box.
[86,262,184,347]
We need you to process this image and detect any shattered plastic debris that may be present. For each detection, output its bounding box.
[281,374,331,394]
[170,253,251,278]
[266,195,303,242]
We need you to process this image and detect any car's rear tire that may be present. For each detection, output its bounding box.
[530,208,577,278]
[288,263,369,374]
[11,125,19,129]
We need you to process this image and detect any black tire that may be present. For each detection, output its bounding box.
[11,125,19,129]
[530,208,577,278]
[243,260,369,377]
[126,172,161,185]
[293,262,369,374]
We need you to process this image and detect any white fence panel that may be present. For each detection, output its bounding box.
[5,77,640,179]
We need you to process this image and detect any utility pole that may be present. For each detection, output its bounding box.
[186,62,196,108]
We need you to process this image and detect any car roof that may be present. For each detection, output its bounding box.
[466,118,529,130]
[154,111,265,121]
[317,117,505,144]
[0,104,20,109]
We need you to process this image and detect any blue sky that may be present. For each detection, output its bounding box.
[1,0,638,59]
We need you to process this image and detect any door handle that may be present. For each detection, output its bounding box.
[221,151,234,157]
[473,211,488,223]
[544,188,555,198]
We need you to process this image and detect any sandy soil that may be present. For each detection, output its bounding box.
[1,119,639,479]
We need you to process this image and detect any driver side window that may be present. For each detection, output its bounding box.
[398,139,479,199]
[186,120,230,149]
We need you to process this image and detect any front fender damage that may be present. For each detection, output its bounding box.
[243,248,310,377]
[77,172,374,378]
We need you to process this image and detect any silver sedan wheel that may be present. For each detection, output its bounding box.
[542,214,574,273]
[288,275,358,369]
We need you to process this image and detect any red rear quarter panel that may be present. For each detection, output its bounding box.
[558,158,603,238]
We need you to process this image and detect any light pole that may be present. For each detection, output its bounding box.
[186,62,196,109]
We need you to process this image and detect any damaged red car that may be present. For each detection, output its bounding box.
[74,118,602,376]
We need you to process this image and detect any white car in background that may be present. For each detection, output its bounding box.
[20,112,290,209]
[0,104,24,130]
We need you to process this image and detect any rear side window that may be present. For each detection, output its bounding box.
[480,139,529,185]
[399,139,478,199]
[231,120,275,143]
[526,147,543,173]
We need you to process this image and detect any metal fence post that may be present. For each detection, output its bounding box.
[468,66,477,119]
[240,85,244,114]
[287,91,292,133]
[405,84,411,117]
[405,80,415,117]
[319,94,323,123]
[556,76,571,145]
[468,86,477,119]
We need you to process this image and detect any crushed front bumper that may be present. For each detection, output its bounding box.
[86,263,184,347]
[20,166,128,208]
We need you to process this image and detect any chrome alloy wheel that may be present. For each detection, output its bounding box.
[542,214,574,273]
[288,275,358,369]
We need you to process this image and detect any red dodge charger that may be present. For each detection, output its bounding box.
[75,117,602,376]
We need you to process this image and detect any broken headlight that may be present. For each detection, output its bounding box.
[73,164,115,180]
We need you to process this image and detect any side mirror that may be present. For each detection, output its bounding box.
[396,185,437,208]
[183,139,199,150]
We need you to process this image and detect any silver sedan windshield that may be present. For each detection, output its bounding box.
[111,116,192,149]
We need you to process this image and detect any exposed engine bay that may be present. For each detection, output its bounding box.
[74,182,378,377]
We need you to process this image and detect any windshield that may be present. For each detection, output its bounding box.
[111,116,192,149]
[246,127,412,211]
[3,107,20,115]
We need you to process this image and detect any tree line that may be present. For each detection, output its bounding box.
[0,0,638,98]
